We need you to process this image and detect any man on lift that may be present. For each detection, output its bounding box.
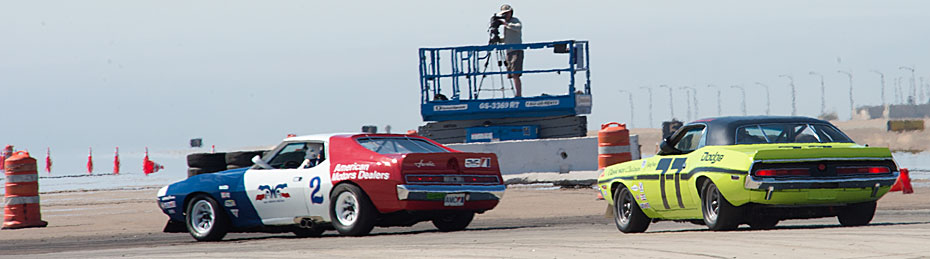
[495,4,523,97]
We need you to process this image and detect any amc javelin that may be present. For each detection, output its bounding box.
[598,116,900,232]
[157,133,505,241]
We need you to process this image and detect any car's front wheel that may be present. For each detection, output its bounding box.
[185,194,230,241]
[613,186,650,233]
[837,201,876,226]
[701,181,742,231]
[329,184,377,236]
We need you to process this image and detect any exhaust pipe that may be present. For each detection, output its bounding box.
[299,218,314,229]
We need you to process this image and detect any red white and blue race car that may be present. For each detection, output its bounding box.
[157,133,505,241]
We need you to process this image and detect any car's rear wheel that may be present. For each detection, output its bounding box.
[185,194,229,241]
[613,186,650,233]
[330,184,377,236]
[701,181,742,231]
[432,212,475,232]
[837,201,876,226]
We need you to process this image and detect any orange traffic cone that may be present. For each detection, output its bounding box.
[890,168,914,194]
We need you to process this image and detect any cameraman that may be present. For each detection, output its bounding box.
[496,4,523,97]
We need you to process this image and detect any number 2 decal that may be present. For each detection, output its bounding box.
[655,158,687,209]
[309,176,324,204]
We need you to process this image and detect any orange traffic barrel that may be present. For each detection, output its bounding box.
[2,151,48,229]
[598,122,633,169]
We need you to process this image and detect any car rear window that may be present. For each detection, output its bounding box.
[735,123,853,144]
[356,137,448,154]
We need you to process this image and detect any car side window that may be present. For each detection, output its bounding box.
[672,126,705,153]
[268,142,311,169]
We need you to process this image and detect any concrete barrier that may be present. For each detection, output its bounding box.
[448,135,640,175]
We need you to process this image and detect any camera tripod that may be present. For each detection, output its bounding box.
[475,47,515,99]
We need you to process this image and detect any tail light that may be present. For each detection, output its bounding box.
[405,175,500,184]
[754,168,810,177]
[836,166,890,175]
[465,176,500,183]
[405,175,444,183]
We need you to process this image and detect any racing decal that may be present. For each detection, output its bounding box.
[225,200,236,207]
[464,158,491,168]
[639,194,647,201]
[218,185,229,190]
[638,182,644,192]
[230,209,239,218]
[332,163,390,181]
[309,176,324,204]
[639,202,651,209]
[656,158,688,209]
[630,184,640,192]
[256,183,290,203]
[413,160,436,168]
[700,152,724,164]
[220,192,231,199]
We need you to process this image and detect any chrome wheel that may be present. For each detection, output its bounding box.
[335,191,359,226]
[190,199,215,234]
[617,190,633,225]
[704,184,720,223]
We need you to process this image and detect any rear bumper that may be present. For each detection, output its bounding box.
[744,172,899,190]
[396,184,506,201]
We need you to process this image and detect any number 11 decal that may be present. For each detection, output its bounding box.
[656,157,687,209]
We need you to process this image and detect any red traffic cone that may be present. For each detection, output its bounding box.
[890,168,914,194]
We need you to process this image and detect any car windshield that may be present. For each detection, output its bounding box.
[356,137,448,154]
[735,123,853,144]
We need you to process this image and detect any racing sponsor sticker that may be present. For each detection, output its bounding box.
[220,192,231,199]
[218,185,229,190]
[433,104,468,112]
[334,163,370,172]
[256,183,290,203]
[230,209,239,218]
[225,200,236,207]
[464,157,491,168]
[639,194,647,201]
[640,202,651,209]
[631,184,640,192]
[638,182,644,192]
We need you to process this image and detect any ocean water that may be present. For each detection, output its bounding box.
[1,151,929,195]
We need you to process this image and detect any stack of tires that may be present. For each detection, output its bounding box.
[187,150,267,178]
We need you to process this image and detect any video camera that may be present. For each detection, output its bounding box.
[488,14,506,44]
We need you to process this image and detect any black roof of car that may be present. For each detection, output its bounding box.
[682,116,840,146]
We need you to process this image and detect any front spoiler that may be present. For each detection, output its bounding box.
[396,184,506,201]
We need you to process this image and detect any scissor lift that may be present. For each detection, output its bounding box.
[417,40,592,144]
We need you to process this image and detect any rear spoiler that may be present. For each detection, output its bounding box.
[752,146,893,163]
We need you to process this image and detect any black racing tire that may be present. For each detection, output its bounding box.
[187,153,226,168]
[187,166,227,178]
[225,151,265,167]
[837,201,876,227]
[701,181,742,231]
[432,212,475,232]
[613,185,650,233]
[329,184,378,236]
[185,194,230,241]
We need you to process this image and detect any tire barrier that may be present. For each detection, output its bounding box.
[890,168,914,194]
[598,122,632,170]
[225,150,265,169]
[187,152,227,178]
[2,151,48,229]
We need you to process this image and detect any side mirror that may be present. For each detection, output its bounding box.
[657,137,681,156]
[252,155,273,169]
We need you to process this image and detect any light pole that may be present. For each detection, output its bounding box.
[618,89,635,128]
[870,70,887,119]
[837,70,854,120]
[658,84,674,119]
[639,86,653,128]
[894,77,902,104]
[729,85,746,115]
[753,82,771,115]
[678,86,698,120]
[706,84,722,116]
[899,66,916,104]
[809,71,826,116]
[778,74,797,116]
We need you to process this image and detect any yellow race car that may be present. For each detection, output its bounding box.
[598,116,899,232]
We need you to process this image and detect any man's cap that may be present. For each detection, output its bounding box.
[498,4,513,16]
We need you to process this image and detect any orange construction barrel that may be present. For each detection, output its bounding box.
[2,151,48,229]
[598,122,633,169]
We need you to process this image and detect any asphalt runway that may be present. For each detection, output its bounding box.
[2,189,929,258]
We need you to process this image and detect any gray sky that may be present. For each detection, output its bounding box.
[3,0,930,157]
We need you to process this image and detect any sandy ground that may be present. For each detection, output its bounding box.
[1,187,928,258]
